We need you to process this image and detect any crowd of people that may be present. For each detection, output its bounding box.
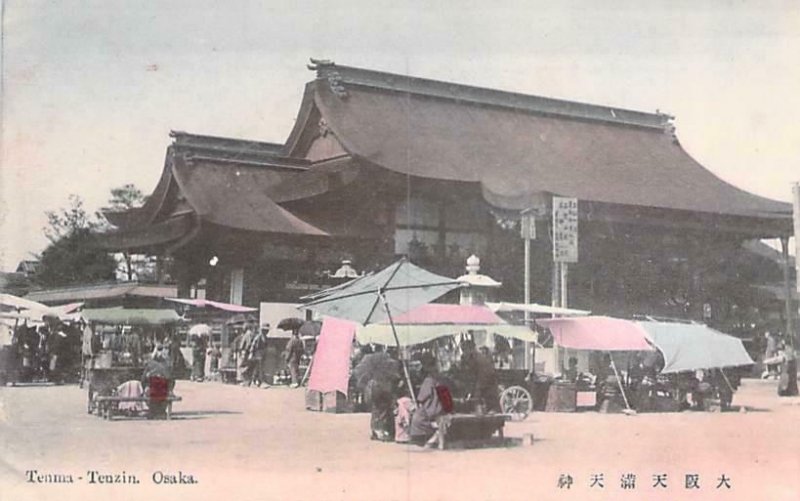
[1,317,82,384]
[354,339,501,448]
[185,322,307,388]
[553,352,744,413]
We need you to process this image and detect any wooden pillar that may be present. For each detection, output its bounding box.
[780,237,795,349]
[793,183,800,345]
[780,236,798,396]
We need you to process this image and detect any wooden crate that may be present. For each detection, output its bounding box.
[305,389,323,411]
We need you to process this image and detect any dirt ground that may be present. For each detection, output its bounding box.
[1,378,798,501]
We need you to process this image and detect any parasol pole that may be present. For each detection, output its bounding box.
[379,292,417,405]
[719,369,735,394]
[607,352,633,412]
[300,354,314,387]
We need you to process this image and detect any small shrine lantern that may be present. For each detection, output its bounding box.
[456,255,502,306]
[331,259,361,279]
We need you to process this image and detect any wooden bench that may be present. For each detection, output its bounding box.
[435,413,510,450]
[93,394,182,420]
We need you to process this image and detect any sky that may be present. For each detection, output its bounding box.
[1,0,799,271]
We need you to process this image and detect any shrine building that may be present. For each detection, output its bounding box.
[98,60,794,325]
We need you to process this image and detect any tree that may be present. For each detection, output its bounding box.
[36,195,116,287]
[103,184,153,282]
[44,194,99,241]
[107,183,147,211]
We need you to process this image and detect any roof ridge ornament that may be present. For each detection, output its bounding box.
[308,58,349,99]
[656,110,678,143]
[308,57,335,70]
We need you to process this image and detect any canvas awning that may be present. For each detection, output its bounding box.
[165,297,257,313]
[356,303,538,346]
[636,321,754,373]
[487,301,591,316]
[307,317,357,395]
[81,308,183,326]
[537,316,654,351]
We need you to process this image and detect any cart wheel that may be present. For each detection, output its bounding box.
[500,385,532,421]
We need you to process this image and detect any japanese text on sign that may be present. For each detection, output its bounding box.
[552,196,578,263]
[520,213,536,240]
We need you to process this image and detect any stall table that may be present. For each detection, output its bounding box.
[435,413,510,450]
[545,382,577,412]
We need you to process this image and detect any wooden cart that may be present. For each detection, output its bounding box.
[86,365,143,415]
[496,369,534,420]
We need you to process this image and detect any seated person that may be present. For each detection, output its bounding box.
[562,357,579,383]
[410,353,449,447]
[141,350,175,419]
[116,380,146,414]
[690,370,713,410]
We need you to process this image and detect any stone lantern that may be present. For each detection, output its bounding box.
[331,259,361,279]
[456,255,502,306]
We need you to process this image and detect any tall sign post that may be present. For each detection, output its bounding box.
[552,196,579,309]
[520,209,536,320]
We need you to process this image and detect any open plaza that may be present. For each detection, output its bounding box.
[1,378,799,501]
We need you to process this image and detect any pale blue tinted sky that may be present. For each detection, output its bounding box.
[2,0,799,269]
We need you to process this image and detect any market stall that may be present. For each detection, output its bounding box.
[81,308,183,416]
[537,316,654,413]
[0,295,85,385]
[306,303,539,418]
[636,320,754,411]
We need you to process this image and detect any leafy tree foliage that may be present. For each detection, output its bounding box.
[106,183,147,212]
[102,184,153,281]
[36,195,116,286]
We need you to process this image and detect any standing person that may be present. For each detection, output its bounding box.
[191,333,207,382]
[248,325,269,388]
[119,327,143,366]
[46,320,69,384]
[237,324,255,386]
[283,330,305,388]
[356,349,401,441]
[460,340,500,412]
[207,342,222,380]
[776,342,798,397]
[763,331,780,379]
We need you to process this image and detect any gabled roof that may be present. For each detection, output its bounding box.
[101,61,793,253]
[306,61,791,221]
[15,260,39,274]
[98,134,330,250]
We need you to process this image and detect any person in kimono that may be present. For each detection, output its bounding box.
[409,353,449,447]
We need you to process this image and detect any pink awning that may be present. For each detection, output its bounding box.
[164,298,257,313]
[389,303,506,325]
[537,316,654,351]
[308,317,357,395]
